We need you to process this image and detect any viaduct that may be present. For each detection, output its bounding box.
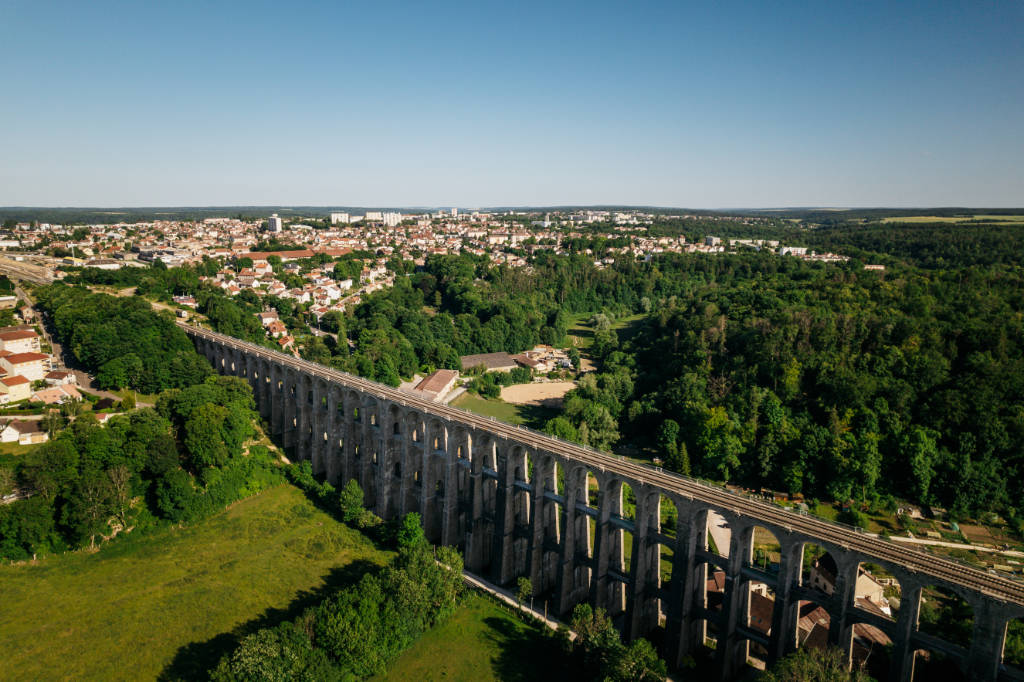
[185,323,1024,681]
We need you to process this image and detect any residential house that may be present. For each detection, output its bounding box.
[44,370,77,386]
[0,375,31,404]
[257,311,280,327]
[0,330,40,354]
[32,384,82,405]
[0,419,48,444]
[410,369,459,402]
[0,351,49,382]
[267,320,288,338]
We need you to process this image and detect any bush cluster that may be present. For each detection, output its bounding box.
[0,377,278,559]
[210,502,464,681]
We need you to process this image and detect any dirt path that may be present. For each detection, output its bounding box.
[500,381,576,406]
[888,535,1024,558]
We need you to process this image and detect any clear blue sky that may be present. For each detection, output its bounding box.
[1,0,1021,208]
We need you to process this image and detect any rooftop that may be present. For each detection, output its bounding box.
[460,352,516,371]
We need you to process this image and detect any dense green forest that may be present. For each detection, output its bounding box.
[41,221,1024,522]
[808,222,1024,268]
[34,286,211,392]
[0,377,279,560]
[627,256,1024,519]
[321,245,1024,522]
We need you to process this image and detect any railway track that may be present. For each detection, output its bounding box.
[182,322,1024,606]
[0,256,55,285]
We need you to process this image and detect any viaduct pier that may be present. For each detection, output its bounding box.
[184,323,1024,681]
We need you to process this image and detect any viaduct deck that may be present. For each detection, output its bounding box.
[182,321,1024,681]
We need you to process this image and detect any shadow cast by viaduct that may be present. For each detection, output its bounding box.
[184,323,1024,681]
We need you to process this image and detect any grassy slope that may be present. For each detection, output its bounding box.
[566,312,646,350]
[376,591,564,682]
[0,483,392,681]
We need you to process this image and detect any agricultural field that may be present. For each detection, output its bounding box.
[375,590,564,681]
[880,214,1024,224]
[0,484,391,681]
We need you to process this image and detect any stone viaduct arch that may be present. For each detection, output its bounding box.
[186,325,1024,681]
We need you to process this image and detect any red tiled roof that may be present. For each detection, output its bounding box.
[0,330,38,341]
[4,352,47,364]
[414,369,458,395]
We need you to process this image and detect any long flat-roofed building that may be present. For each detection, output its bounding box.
[459,352,517,373]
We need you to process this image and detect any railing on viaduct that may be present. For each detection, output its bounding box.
[183,322,1024,681]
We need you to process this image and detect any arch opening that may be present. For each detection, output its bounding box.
[705,510,729,557]
[801,543,839,598]
[1003,618,1024,673]
[911,648,967,682]
[747,526,781,575]
[586,471,600,509]
[853,562,899,622]
[655,494,678,626]
[620,481,636,522]
[745,580,775,670]
[795,599,831,650]
[918,585,973,650]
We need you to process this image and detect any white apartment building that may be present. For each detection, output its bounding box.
[0,330,40,354]
[265,214,283,232]
[1,352,48,382]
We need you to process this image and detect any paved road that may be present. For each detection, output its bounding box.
[706,511,731,558]
[460,570,571,636]
[460,569,682,680]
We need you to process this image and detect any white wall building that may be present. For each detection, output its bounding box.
[0,330,40,354]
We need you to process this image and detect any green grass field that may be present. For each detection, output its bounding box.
[376,591,564,681]
[0,484,392,681]
[451,393,556,429]
[112,388,161,404]
[880,214,1024,224]
[566,312,646,350]
[0,440,41,457]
